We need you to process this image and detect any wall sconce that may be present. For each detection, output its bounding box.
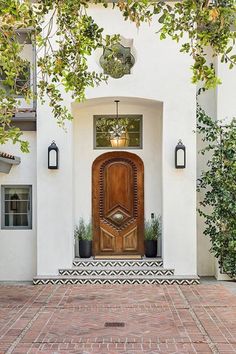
[175,140,186,169]
[48,141,59,169]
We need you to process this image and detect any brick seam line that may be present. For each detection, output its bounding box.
[177,285,220,354]
[5,285,60,354]
[0,285,44,339]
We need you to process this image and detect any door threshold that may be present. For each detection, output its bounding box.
[94,255,142,260]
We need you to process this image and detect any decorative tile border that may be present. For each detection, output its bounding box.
[33,278,200,285]
[59,269,174,276]
[72,259,164,267]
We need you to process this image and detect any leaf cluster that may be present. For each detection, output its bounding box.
[74,217,92,241]
[145,215,161,241]
[116,0,236,90]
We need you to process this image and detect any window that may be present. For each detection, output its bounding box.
[94,115,143,149]
[1,186,32,229]
[0,60,30,97]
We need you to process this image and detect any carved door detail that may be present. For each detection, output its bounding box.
[92,152,144,256]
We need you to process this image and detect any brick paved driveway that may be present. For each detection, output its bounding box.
[0,282,236,353]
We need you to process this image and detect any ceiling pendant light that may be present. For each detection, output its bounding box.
[109,100,129,148]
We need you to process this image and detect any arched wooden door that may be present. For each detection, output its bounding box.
[92,151,144,256]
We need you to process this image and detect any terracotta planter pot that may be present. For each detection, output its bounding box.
[79,240,92,258]
[145,240,157,258]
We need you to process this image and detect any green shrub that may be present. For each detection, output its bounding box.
[145,215,161,241]
[74,218,92,241]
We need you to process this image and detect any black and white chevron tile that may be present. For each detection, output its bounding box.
[72,259,163,268]
[33,276,200,285]
[33,257,200,285]
[59,268,174,276]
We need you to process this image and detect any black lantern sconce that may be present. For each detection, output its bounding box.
[175,140,186,169]
[48,141,59,169]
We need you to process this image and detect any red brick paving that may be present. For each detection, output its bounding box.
[0,284,235,353]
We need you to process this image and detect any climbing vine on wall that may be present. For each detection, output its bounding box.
[0,0,235,151]
[197,105,236,278]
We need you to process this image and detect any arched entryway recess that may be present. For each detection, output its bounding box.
[92,151,144,257]
[72,96,163,257]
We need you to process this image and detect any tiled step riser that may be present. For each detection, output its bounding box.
[59,269,174,276]
[73,260,163,268]
[33,258,200,285]
[33,278,199,285]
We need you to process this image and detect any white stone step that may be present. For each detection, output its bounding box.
[73,258,163,268]
[59,267,174,276]
[33,274,200,285]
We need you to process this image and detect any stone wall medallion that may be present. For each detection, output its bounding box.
[100,43,135,79]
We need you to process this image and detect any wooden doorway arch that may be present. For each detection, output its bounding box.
[92,151,144,256]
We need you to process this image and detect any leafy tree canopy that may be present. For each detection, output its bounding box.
[0,0,235,151]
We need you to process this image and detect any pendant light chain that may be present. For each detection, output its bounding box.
[109,100,125,139]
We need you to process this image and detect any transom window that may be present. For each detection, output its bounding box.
[94,115,143,149]
[1,186,32,229]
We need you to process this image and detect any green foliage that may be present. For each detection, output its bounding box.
[0,0,235,151]
[74,218,92,241]
[197,105,236,278]
[145,215,161,241]
[117,0,236,89]
[0,0,118,150]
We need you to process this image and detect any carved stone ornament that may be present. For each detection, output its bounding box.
[99,43,135,79]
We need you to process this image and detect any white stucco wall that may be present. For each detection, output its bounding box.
[196,94,216,276]
[0,132,36,281]
[35,4,197,276]
[196,52,217,276]
[36,99,74,275]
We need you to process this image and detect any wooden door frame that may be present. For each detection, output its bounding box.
[92,151,144,256]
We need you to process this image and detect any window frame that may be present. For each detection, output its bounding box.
[93,114,143,150]
[1,185,32,230]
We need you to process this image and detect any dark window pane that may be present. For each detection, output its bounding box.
[96,133,111,147]
[5,215,9,227]
[5,214,29,227]
[128,133,141,147]
[5,188,30,200]
[5,201,29,213]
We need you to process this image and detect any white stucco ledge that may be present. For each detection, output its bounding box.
[0,152,21,174]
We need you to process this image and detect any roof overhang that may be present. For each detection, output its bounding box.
[0,153,21,174]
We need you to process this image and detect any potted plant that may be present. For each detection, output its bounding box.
[74,218,92,258]
[144,215,161,257]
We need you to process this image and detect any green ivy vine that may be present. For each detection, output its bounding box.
[197,105,236,278]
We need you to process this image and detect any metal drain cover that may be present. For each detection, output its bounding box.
[104,322,125,328]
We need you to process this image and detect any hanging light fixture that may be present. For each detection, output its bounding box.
[109,100,129,148]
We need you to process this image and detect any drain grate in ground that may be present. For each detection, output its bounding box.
[104,322,125,328]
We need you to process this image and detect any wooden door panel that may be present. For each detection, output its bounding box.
[123,227,138,251]
[100,228,115,252]
[92,152,144,256]
[104,162,133,214]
